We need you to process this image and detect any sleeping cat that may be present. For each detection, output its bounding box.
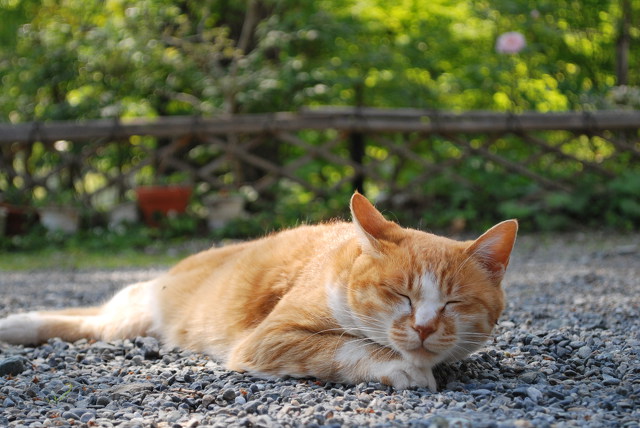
[0,193,517,391]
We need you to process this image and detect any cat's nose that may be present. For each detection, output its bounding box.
[412,323,436,341]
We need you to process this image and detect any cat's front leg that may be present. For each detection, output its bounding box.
[227,326,437,391]
[375,361,437,391]
[334,339,438,391]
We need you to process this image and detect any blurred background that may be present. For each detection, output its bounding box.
[0,0,638,267]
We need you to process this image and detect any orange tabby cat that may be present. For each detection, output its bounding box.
[0,193,517,391]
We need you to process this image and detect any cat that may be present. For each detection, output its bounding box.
[0,192,517,391]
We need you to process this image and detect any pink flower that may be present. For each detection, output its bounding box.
[496,31,526,54]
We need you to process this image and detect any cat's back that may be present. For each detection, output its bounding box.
[155,221,356,353]
[169,220,355,277]
[250,220,356,264]
[227,220,357,295]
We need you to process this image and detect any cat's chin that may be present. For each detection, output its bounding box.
[399,347,441,368]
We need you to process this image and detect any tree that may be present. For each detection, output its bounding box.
[2,0,637,123]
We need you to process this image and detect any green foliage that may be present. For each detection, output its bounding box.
[48,383,74,405]
[495,171,640,231]
[0,220,205,270]
[2,0,637,121]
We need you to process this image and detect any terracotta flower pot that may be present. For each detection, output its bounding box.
[135,185,192,227]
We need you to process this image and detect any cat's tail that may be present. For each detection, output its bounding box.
[0,280,157,345]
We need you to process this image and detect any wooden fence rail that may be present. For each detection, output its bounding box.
[2,109,640,141]
[1,108,639,228]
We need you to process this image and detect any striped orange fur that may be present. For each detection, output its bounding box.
[0,193,517,390]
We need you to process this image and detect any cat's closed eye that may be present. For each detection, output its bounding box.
[442,300,463,311]
[400,294,412,307]
[394,292,412,308]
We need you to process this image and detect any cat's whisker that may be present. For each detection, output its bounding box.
[368,343,399,362]
[456,332,492,338]
[325,324,389,339]
[378,348,398,363]
[346,337,393,356]
[444,340,488,355]
[311,327,356,336]
[452,339,487,347]
[343,323,391,337]
[455,337,492,345]
[336,310,385,326]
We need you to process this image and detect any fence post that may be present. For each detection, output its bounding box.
[350,82,365,194]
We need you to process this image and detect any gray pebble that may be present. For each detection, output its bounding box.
[470,389,493,396]
[62,411,80,420]
[222,389,236,402]
[519,371,539,384]
[135,336,161,360]
[166,410,182,423]
[244,400,261,413]
[602,374,621,386]
[201,394,215,408]
[96,395,111,406]
[577,346,592,359]
[0,356,28,376]
[526,387,543,403]
[80,412,96,423]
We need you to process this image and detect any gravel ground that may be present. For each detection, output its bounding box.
[0,232,639,427]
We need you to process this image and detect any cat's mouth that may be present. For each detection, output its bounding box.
[420,347,439,356]
[393,338,440,359]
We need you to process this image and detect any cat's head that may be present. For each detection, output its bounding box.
[345,192,517,367]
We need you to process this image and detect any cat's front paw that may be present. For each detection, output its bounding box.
[378,362,437,391]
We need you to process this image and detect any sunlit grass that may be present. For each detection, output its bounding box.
[0,247,187,271]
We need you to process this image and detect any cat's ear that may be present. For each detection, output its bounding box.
[467,219,518,283]
[350,192,399,255]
